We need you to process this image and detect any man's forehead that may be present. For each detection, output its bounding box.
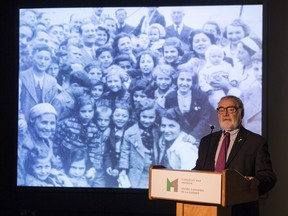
[219,98,236,106]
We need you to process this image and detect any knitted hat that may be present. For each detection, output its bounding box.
[29,103,57,121]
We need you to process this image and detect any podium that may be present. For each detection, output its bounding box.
[148,166,258,216]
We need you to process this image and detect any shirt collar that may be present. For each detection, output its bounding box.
[223,128,240,136]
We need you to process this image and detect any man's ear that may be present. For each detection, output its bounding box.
[70,83,79,88]
[29,118,35,125]
[241,109,244,118]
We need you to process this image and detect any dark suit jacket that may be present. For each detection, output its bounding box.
[194,126,277,216]
[133,10,166,36]
[165,88,211,140]
[165,24,193,46]
[19,68,58,121]
[115,23,135,35]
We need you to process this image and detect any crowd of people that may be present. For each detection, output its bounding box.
[18,7,263,188]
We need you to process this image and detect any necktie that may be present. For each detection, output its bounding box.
[176,25,180,35]
[35,81,42,103]
[215,132,230,171]
[91,47,95,59]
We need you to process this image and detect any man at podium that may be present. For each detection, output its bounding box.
[193,95,277,216]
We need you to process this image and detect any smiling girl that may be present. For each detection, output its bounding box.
[104,103,135,187]
[165,67,211,142]
[53,95,101,168]
[100,65,131,110]
[162,37,184,70]
[118,99,161,188]
[24,145,72,187]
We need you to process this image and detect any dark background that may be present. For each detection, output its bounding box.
[1,0,287,215]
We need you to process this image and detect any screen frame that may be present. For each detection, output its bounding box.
[5,0,267,214]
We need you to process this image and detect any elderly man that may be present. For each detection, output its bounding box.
[194,95,277,216]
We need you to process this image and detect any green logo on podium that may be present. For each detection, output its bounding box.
[167,178,178,192]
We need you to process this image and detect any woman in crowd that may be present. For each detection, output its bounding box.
[236,36,262,134]
[18,103,58,185]
[94,25,110,49]
[158,108,198,170]
[222,19,250,70]
[112,33,137,64]
[181,29,216,66]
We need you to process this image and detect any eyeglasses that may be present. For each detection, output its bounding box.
[216,106,239,114]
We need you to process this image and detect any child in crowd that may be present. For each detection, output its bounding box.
[84,62,103,82]
[128,50,159,93]
[113,54,136,77]
[94,105,112,140]
[152,64,176,109]
[104,103,135,187]
[137,50,159,83]
[64,149,95,187]
[46,56,60,79]
[119,99,161,188]
[162,37,184,70]
[101,65,131,110]
[53,95,100,168]
[148,23,166,54]
[132,33,150,54]
[90,79,105,108]
[96,45,115,76]
[24,145,72,187]
[129,79,154,121]
[199,45,239,109]
[92,105,113,187]
[113,54,138,89]
[51,70,91,121]
[46,56,62,92]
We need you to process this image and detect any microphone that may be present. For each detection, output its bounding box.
[210,125,215,134]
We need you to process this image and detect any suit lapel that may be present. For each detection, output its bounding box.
[226,127,248,167]
[199,131,221,171]
[210,132,222,163]
[42,73,49,100]
[21,69,38,102]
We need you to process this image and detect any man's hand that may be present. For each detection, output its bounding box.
[245,176,260,191]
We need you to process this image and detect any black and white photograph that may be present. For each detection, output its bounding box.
[18,5,263,189]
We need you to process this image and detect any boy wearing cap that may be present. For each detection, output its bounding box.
[51,70,91,121]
